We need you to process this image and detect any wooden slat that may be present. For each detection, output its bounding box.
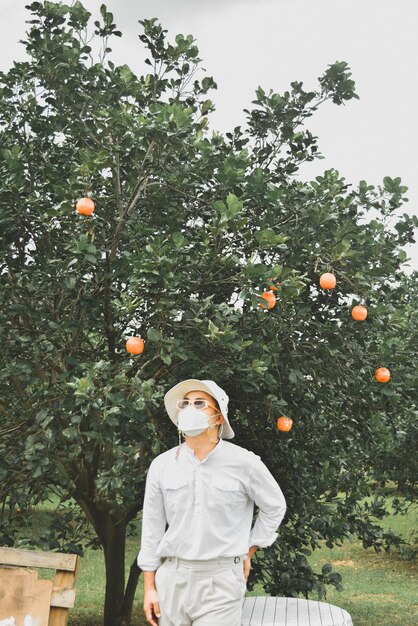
[49,557,81,626]
[0,547,78,571]
[50,586,76,609]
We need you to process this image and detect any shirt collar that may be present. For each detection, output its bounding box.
[183,436,224,459]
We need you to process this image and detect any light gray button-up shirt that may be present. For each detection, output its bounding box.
[137,437,287,571]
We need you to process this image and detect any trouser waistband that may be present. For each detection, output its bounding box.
[165,554,247,570]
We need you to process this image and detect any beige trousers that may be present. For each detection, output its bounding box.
[154,554,248,626]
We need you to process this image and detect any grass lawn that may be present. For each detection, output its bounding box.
[19,490,417,625]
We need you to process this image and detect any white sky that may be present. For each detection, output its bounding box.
[1,0,417,272]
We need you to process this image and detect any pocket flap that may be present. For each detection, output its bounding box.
[164,474,188,490]
[211,477,241,491]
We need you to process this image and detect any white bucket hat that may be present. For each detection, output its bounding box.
[164,379,235,439]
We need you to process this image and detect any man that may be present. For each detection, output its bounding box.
[137,379,287,626]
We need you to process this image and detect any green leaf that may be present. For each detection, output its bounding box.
[161,353,172,365]
[255,228,276,244]
[62,427,78,440]
[201,99,215,115]
[147,327,162,342]
[243,263,272,278]
[255,229,288,248]
[383,176,393,190]
[225,192,244,217]
[334,239,351,258]
[213,200,226,215]
[119,64,135,83]
[32,464,44,478]
[172,231,187,248]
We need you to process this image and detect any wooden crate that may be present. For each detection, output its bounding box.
[0,546,81,626]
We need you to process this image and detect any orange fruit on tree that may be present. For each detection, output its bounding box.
[375,367,390,383]
[259,291,276,309]
[126,337,144,355]
[319,272,336,290]
[277,416,293,432]
[76,197,95,216]
[351,305,368,321]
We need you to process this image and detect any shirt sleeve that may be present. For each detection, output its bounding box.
[136,458,167,571]
[245,456,287,548]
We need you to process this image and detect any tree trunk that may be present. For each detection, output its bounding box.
[102,517,130,626]
[72,493,143,626]
[121,559,142,625]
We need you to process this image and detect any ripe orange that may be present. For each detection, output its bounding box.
[375,367,390,383]
[277,416,293,432]
[76,197,95,216]
[126,337,144,355]
[352,305,368,321]
[259,291,276,309]
[319,272,336,290]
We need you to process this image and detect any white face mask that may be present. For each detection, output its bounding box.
[177,406,221,437]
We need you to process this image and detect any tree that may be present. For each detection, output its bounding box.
[1,2,417,624]
[368,270,418,503]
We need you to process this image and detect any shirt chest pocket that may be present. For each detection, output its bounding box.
[163,474,189,515]
[207,476,246,511]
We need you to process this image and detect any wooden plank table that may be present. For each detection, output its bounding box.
[242,596,353,626]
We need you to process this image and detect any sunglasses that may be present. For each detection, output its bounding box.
[176,399,219,411]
